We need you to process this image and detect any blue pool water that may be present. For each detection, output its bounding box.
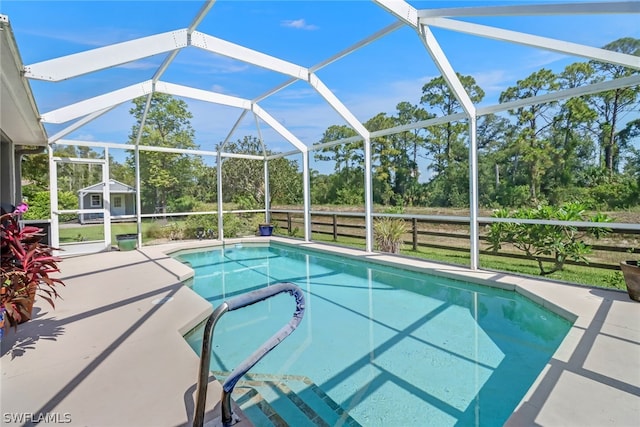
[178,244,572,426]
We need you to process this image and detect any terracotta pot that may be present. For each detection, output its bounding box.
[620,261,640,302]
[17,284,37,324]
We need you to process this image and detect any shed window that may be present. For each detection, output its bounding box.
[90,194,101,207]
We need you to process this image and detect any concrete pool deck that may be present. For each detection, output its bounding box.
[1,237,639,426]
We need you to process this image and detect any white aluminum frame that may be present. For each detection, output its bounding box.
[23,0,640,268]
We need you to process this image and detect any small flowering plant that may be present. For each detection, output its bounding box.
[1,203,64,331]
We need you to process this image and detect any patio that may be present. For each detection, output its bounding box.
[1,238,639,426]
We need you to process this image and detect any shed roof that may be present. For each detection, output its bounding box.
[79,179,136,194]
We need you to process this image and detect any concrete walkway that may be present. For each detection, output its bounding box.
[1,238,639,426]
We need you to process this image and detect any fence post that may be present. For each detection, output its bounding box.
[287,212,292,234]
[412,218,418,251]
[333,214,338,241]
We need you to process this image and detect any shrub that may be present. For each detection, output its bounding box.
[184,214,217,239]
[486,202,612,276]
[374,217,407,254]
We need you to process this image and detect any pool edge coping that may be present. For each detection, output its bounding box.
[149,236,639,426]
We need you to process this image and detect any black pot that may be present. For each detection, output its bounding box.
[620,261,640,302]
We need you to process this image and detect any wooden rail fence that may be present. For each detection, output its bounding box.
[270,210,640,271]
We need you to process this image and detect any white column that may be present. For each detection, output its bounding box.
[79,192,84,224]
[469,116,479,270]
[264,159,270,224]
[134,145,142,247]
[103,148,112,250]
[217,152,224,240]
[48,146,59,249]
[302,151,311,242]
[364,137,373,252]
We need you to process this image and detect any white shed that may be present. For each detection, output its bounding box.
[78,179,136,224]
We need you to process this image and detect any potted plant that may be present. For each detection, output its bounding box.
[620,260,640,302]
[258,223,274,237]
[1,205,64,334]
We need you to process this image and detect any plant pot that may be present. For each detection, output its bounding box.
[116,234,138,251]
[258,224,274,237]
[18,286,37,324]
[620,261,640,302]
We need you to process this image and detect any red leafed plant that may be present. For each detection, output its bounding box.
[1,211,64,329]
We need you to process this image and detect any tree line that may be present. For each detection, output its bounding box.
[314,37,640,210]
[20,37,639,219]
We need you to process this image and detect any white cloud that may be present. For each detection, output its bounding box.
[281,19,318,31]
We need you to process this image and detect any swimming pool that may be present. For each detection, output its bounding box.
[178,243,572,426]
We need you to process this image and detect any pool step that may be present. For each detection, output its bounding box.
[213,371,361,427]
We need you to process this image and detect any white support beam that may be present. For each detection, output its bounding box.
[418,25,476,115]
[468,116,479,270]
[370,112,468,138]
[418,2,640,18]
[264,160,270,224]
[188,0,217,34]
[24,30,188,81]
[152,51,181,83]
[136,145,220,157]
[479,75,640,116]
[302,151,311,242]
[155,81,252,109]
[364,137,374,253]
[48,146,59,249]
[102,147,112,250]
[422,17,640,70]
[254,21,404,103]
[310,135,363,152]
[56,139,136,151]
[252,104,308,153]
[373,0,419,27]
[41,81,153,123]
[308,73,370,139]
[220,152,264,161]
[52,157,106,164]
[191,31,308,79]
[310,21,404,72]
[266,149,301,160]
[216,151,224,240]
[253,112,267,157]
[221,110,250,151]
[48,106,116,143]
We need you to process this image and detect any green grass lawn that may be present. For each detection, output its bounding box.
[62,223,626,291]
[59,222,161,243]
[308,231,626,291]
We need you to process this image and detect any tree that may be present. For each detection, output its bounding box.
[127,93,202,213]
[220,136,302,207]
[587,37,640,173]
[314,125,363,205]
[543,62,599,204]
[500,69,560,203]
[420,74,484,207]
[421,73,484,174]
[487,203,611,275]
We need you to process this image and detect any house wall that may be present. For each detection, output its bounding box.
[80,192,136,222]
[0,134,16,208]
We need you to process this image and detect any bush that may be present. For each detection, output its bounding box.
[22,190,77,222]
[486,202,612,276]
[374,217,407,254]
[184,214,217,239]
[168,196,201,213]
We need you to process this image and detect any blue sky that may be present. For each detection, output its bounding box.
[2,0,639,159]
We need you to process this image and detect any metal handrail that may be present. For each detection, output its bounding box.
[192,282,306,427]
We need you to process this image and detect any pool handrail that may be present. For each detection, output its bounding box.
[192,282,306,427]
